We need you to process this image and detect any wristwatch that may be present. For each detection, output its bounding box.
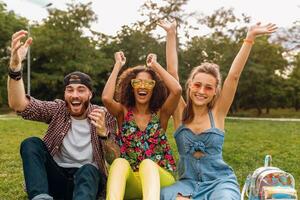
[8,67,23,80]
[99,133,109,140]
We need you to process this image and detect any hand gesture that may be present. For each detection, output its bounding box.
[146,53,157,68]
[247,22,277,39]
[114,51,126,67]
[157,19,177,34]
[10,30,32,71]
[88,108,107,137]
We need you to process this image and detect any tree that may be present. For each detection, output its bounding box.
[289,52,300,110]
[182,7,289,115]
[0,2,27,107]
[238,38,287,115]
[137,0,192,37]
[29,2,112,103]
[273,20,300,111]
[99,25,165,75]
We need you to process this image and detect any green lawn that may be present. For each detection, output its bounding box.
[229,108,300,118]
[0,117,300,199]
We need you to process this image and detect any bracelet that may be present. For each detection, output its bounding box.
[243,39,254,45]
[99,135,108,140]
[99,131,109,140]
[8,67,23,80]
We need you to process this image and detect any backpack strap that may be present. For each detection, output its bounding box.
[241,174,251,200]
[264,155,272,167]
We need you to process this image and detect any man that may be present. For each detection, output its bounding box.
[7,30,116,200]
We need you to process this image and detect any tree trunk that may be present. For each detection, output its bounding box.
[266,107,270,114]
[256,107,262,116]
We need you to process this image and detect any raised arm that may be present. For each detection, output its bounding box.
[146,53,182,130]
[158,19,186,129]
[216,22,277,117]
[157,19,179,80]
[7,30,32,112]
[101,51,126,118]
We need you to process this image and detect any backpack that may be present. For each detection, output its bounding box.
[241,155,298,200]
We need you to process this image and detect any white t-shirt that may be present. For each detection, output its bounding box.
[53,117,97,168]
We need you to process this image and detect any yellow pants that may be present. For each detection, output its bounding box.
[106,158,175,200]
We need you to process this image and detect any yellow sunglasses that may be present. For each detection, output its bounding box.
[131,79,156,90]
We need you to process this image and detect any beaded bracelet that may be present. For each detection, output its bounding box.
[243,39,254,45]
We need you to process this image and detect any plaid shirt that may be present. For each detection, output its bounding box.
[18,96,116,176]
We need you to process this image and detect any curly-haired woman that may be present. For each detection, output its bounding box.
[102,52,182,200]
[158,20,277,200]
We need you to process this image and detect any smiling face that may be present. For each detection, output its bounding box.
[64,84,92,118]
[132,71,154,105]
[189,72,217,107]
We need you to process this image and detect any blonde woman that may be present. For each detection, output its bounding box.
[158,20,277,199]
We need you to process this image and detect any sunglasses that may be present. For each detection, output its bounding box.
[190,82,215,92]
[131,79,156,90]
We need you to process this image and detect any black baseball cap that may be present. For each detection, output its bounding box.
[63,71,93,91]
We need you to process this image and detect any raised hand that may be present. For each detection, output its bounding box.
[10,30,32,71]
[114,51,126,67]
[146,53,157,68]
[157,19,177,34]
[88,108,107,137]
[247,22,277,39]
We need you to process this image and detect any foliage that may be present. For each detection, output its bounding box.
[0,3,27,107]
[29,2,112,103]
[289,52,300,110]
[137,0,193,38]
[100,25,165,72]
[180,7,290,115]
[0,1,299,115]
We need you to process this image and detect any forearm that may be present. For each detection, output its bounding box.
[151,63,181,95]
[166,30,179,80]
[7,65,29,111]
[218,35,255,116]
[228,35,254,79]
[101,63,121,105]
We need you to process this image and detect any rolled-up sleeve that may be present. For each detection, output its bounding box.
[103,108,117,137]
[17,95,61,124]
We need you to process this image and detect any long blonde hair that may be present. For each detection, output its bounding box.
[182,62,222,124]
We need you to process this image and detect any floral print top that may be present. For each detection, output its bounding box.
[117,108,176,172]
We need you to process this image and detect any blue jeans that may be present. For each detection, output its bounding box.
[20,137,106,200]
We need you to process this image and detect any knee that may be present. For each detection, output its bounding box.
[160,187,175,200]
[74,164,104,194]
[76,164,101,181]
[110,158,130,171]
[79,164,99,175]
[20,137,44,156]
[211,189,240,200]
[139,159,157,170]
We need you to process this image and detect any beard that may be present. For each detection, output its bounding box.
[65,98,90,117]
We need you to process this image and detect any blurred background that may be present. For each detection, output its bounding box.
[0,0,299,117]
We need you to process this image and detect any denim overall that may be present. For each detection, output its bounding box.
[161,111,241,200]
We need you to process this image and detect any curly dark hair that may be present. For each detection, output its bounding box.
[115,65,168,112]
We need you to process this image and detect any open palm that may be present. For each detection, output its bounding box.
[157,19,177,33]
[10,31,32,69]
[248,22,277,37]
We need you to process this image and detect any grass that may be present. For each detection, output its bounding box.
[229,108,300,118]
[0,117,300,199]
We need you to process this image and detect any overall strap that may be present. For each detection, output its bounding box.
[208,110,215,128]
